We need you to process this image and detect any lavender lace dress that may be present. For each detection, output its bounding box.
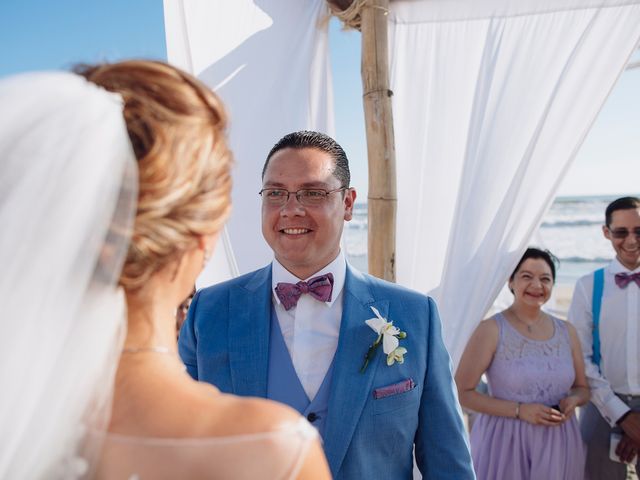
[470,313,586,480]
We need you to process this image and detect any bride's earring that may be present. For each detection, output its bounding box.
[203,247,212,268]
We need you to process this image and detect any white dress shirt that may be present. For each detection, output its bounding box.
[568,258,640,426]
[271,251,346,401]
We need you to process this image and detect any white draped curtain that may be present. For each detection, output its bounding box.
[389,0,640,366]
[164,0,640,367]
[163,0,334,285]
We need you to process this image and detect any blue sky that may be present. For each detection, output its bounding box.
[0,0,166,73]
[2,1,637,197]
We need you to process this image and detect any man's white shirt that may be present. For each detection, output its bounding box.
[568,257,640,425]
[271,251,346,401]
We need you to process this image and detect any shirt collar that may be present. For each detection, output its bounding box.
[609,257,640,274]
[271,251,347,308]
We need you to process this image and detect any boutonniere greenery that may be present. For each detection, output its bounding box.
[360,306,407,373]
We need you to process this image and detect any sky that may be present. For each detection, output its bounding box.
[1,0,637,198]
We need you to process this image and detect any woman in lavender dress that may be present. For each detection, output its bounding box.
[456,248,590,479]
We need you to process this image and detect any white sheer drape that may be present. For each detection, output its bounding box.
[389,0,640,366]
[0,72,136,479]
[163,0,334,283]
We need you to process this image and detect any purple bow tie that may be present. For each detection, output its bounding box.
[615,272,640,289]
[275,273,334,311]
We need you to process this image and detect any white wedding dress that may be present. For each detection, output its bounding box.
[91,418,317,480]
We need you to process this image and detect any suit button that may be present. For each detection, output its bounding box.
[307,412,318,422]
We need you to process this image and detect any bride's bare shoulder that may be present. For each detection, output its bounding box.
[189,382,303,437]
[110,366,304,440]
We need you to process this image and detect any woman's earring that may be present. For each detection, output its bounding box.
[203,247,212,268]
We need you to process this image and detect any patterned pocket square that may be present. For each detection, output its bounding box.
[373,378,415,399]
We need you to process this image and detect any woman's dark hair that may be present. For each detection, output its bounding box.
[510,247,558,284]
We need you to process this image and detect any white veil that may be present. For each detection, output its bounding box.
[0,72,137,479]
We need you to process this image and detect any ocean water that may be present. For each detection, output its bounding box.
[536,195,615,284]
[343,195,634,286]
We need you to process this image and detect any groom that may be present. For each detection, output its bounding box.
[179,131,474,479]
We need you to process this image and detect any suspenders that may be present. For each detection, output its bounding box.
[591,267,605,372]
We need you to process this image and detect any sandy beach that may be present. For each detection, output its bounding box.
[548,283,575,319]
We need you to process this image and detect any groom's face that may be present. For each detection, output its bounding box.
[603,207,640,270]
[261,147,355,280]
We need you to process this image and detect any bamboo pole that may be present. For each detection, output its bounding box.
[360,0,396,282]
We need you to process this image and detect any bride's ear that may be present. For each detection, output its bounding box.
[196,235,208,251]
[169,235,213,284]
[196,233,220,268]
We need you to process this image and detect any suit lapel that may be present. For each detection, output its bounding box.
[323,265,388,475]
[228,265,272,397]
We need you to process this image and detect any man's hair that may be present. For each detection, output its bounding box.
[262,131,350,188]
[510,247,558,284]
[605,196,640,227]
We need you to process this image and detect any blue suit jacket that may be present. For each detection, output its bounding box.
[179,263,475,479]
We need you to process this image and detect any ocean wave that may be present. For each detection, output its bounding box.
[553,195,625,205]
[344,245,367,258]
[551,199,605,207]
[346,222,367,230]
[541,219,602,228]
[558,256,610,263]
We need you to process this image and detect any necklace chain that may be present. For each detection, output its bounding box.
[509,308,545,333]
[122,346,175,354]
[121,346,186,372]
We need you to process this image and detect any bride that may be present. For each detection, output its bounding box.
[0,60,330,479]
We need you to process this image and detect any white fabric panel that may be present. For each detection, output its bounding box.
[164,0,334,280]
[389,0,640,366]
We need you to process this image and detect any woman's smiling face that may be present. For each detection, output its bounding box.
[509,258,554,308]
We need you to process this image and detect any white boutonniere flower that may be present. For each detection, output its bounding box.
[360,306,407,373]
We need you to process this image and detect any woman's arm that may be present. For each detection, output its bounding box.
[455,318,517,417]
[455,316,566,426]
[559,322,590,418]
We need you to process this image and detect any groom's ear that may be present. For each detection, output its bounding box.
[343,187,356,221]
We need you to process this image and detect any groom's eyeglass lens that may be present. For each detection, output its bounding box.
[259,187,346,207]
[609,227,640,240]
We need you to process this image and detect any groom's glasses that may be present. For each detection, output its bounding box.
[608,227,640,240]
[259,187,347,207]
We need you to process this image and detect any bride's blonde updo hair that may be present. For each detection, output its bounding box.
[76,60,232,291]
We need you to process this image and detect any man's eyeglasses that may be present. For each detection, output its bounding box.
[259,187,347,207]
[608,227,640,240]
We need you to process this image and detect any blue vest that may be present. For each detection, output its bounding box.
[266,306,334,438]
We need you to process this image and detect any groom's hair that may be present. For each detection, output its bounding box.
[605,196,640,227]
[262,131,351,188]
